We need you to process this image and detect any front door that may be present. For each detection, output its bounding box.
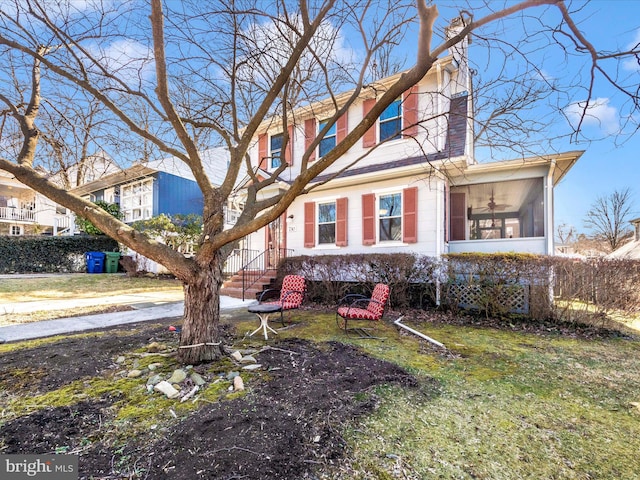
[265,215,286,268]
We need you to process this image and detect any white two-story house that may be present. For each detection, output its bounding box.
[236,33,582,271]
[0,169,74,236]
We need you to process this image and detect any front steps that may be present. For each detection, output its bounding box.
[221,270,278,300]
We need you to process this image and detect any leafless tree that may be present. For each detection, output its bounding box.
[584,188,635,252]
[0,0,638,363]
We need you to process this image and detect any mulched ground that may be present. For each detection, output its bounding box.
[0,320,421,480]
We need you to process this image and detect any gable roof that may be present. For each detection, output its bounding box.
[70,147,232,196]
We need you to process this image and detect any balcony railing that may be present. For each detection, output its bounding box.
[0,207,35,222]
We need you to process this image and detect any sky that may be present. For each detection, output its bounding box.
[449,0,640,234]
[542,1,640,233]
[1,0,637,236]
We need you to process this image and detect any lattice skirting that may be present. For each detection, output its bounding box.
[447,283,530,314]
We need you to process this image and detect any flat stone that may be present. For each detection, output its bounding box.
[167,369,187,384]
[242,364,262,371]
[233,376,245,391]
[154,380,180,399]
[190,372,206,386]
[147,374,163,386]
[226,371,240,380]
[148,363,163,371]
[116,356,126,364]
[230,351,243,362]
[127,369,143,378]
[147,342,167,353]
[240,355,257,364]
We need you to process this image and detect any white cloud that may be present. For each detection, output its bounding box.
[89,39,155,84]
[237,15,357,86]
[565,97,620,135]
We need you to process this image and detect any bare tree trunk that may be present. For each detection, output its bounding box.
[178,254,226,364]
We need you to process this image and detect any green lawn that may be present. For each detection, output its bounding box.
[0,274,183,303]
[267,312,640,479]
[1,274,638,478]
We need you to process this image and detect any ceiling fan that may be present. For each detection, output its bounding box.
[477,190,510,213]
[469,190,510,227]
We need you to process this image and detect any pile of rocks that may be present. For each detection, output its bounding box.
[118,341,264,401]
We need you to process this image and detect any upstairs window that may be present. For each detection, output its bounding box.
[378,192,402,241]
[318,120,337,158]
[379,99,402,142]
[318,202,336,244]
[270,134,283,169]
[121,178,153,223]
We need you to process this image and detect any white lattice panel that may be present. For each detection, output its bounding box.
[448,283,529,314]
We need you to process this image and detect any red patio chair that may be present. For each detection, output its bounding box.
[257,274,306,326]
[336,283,390,335]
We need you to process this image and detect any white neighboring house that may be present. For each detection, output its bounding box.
[0,152,121,236]
[0,169,74,236]
[606,218,640,259]
[235,27,583,275]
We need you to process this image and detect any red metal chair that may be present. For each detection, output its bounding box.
[336,283,390,335]
[257,274,306,326]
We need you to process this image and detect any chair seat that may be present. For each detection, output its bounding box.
[337,306,381,321]
[264,300,300,310]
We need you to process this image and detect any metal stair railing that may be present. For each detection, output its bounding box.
[223,248,260,276]
[241,248,292,301]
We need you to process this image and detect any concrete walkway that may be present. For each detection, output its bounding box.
[0,294,256,344]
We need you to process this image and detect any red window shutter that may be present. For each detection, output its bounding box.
[336,197,348,247]
[336,112,348,143]
[450,192,466,241]
[304,202,315,248]
[362,98,376,148]
[403,85,419,137]
[305,118,316,162]
[403,187,418,243]
[285,125,294,166]
[362,193,376,245]
[258,134,268,170]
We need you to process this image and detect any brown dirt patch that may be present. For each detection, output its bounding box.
[0,322,422,479]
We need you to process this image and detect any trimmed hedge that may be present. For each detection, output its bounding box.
[279,253,439,309]
[0,235,119,273]
[277,253,640,325]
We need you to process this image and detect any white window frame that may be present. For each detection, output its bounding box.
[379,98,402,142]
[318,119,337,158]
[317,201,337,245]
[121,178,154,223]
[377,191,403,243]
[9,225,23,236]
[270,133,283,170]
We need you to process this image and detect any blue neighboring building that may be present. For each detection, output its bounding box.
[70,148,229,224]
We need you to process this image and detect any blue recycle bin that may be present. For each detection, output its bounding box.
[86,251,106,273]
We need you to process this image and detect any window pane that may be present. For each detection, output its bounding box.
[318,203,336,223]
[270,134,283,169]
[319,136,336,158]
[379,218,402,241]
[319,120,337,158]
[319,120,336,136]
[379,193,401,218]
[270,134,283,151]
[318,223,336,244]
[452,178,544,241]
[380,100,401,121]
[380,118,401,141]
